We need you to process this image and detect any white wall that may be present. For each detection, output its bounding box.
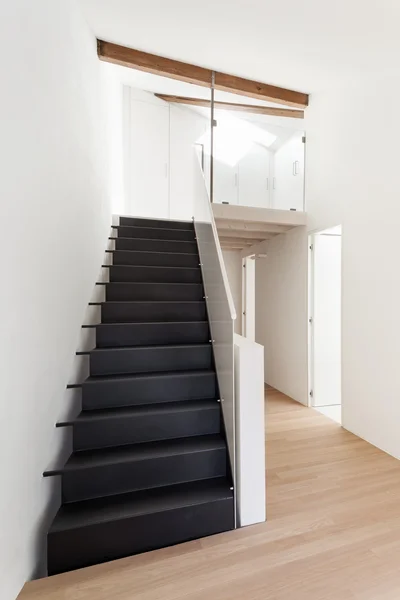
[124,88,170,219]
[0,2,113,598]
[222,250,242,334]
[272,132,304,211]
[254,227,308,404]
[102,63,125,214]
[124,88,210,221]
[305,76,400,459]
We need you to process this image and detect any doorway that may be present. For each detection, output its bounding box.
[309,226,342,424]
[242,254,255,341]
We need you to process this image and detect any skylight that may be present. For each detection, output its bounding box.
[197,115,277,167]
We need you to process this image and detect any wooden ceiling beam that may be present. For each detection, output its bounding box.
[214,72,308,108]
[98,41,309,108]
[97,41,211,86]
[155,94,304,119]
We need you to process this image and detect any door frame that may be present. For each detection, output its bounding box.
[308,226,343,409]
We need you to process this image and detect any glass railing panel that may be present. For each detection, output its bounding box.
[210,97,305,212]
[193,150,236,505]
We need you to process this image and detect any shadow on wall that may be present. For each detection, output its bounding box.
[29,427,70,579]
[28,260,111,579]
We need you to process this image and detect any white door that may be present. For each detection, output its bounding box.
[213,159,238,205]
[129,99,169,218]
[311,233,342,407]
[242,255,256,341]
[238,145,271,208]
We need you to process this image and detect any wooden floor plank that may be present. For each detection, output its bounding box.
[18,388,400,600]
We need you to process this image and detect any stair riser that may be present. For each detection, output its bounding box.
[112,250,199,268]
[82,373,217,410]
[105,283,204,302]
[114,226,195,241]
[73,408,221,451]
[48,497,234,576]
[114,237,198,254]
[96,322,210,348]
[62,448,226,502]
[109,265,202,284]
[101,302,207,324]
[90,346,213,376]
[119,217,194,230]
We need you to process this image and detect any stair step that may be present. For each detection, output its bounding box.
[112,237,198,254]
[48,478,234,575]
[108,264,202,284]
[112,225,195,241]
[104,282,204,302]
[101,301,207,324]
[89,344,213,376]
[95,321,210,348]
[68,400,221,450]
[82,370,217,410]
[119,216,194,230]
[110,249,200,268]
[59,435,227,502]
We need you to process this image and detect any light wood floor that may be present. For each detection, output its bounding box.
[19,389,400,600]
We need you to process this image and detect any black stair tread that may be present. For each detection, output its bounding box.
[92,320,209,326]
[107,249,198,257]
[50,478,233,533]
[63,399,219,424]
[119,216,194,227]
[89,343,211,354]
[88,320,209,328]
[103,264,200,271]
[104,282,202,286]
[97,300,205,304]
[84,369,215,383]
[60,434,225,472]
[112,224,194,232]
[109,236,196,245]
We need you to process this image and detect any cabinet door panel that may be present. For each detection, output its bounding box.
[238,145,270,208]
[213,159,238,205]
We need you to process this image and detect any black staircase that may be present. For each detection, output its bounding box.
[45,216,234,576]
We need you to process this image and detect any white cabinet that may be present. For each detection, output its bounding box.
[124,88,212,221]
[127,96,170,218]
[272,132,305,211]
[169,106,210,220]
[213,144,271,208]
[214,159,239,205]
[238,145,271,208]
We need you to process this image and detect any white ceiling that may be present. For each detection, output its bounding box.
[80,0,400,94]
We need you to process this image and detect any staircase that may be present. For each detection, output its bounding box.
[45,216,235,576]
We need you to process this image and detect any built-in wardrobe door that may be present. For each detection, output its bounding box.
[213,159,239,205]
[128,97,170,218]
[238,145,271,208]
